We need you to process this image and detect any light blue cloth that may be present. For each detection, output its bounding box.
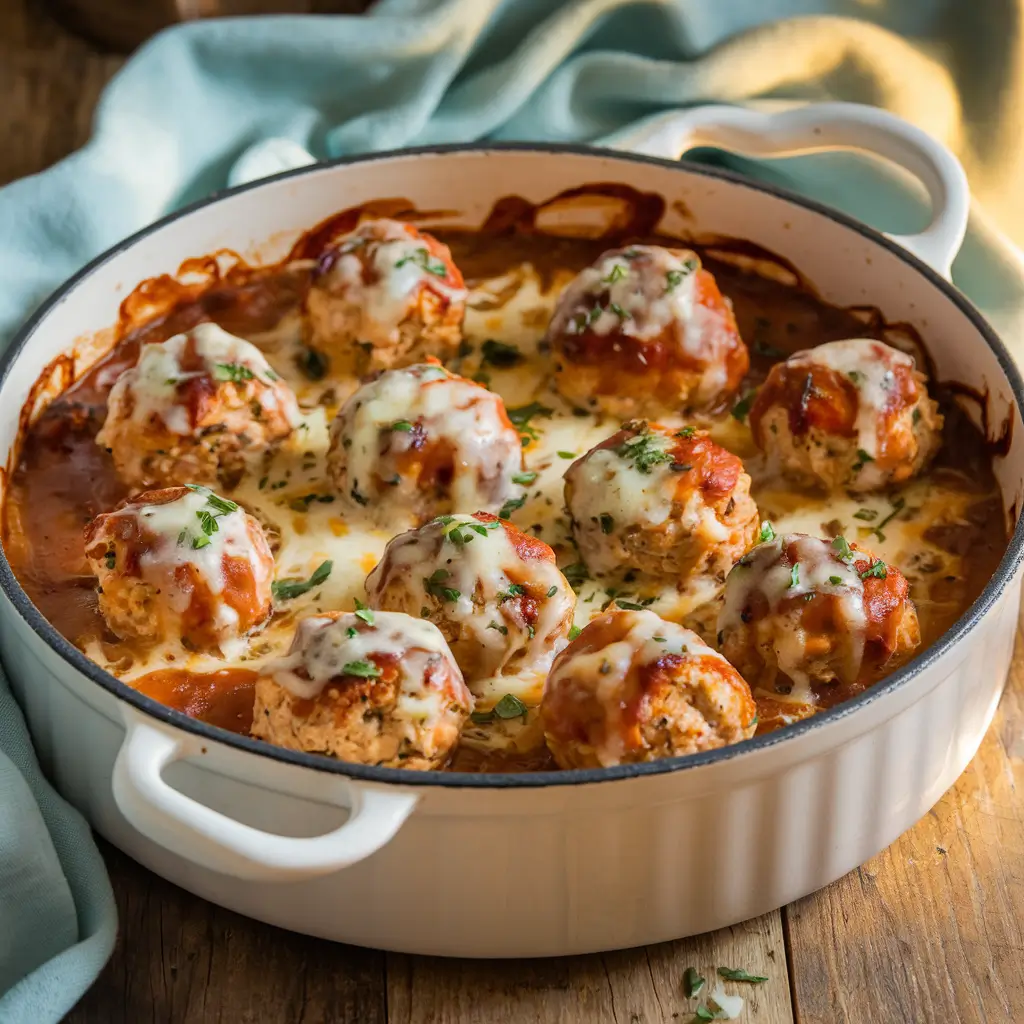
[3,1,1024,1019]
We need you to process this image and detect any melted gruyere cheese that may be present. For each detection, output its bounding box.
[70,259,993,754]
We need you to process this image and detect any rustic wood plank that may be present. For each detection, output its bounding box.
[784,617,1024,1024]
[386,913,794,1024]
[66,841,388,1024]
[0,0,123,187]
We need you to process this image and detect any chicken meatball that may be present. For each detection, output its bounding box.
[96,322,300,490]
[251,610,472,769]
[83,485,274,654]
[365,512,575,701]
[718,532,921,705]
[541,609,756,769]
[305,218,467,375]
[547,245,748,418]
[565,421,759,583]
[327,360,523,522]
[749,338,942,493]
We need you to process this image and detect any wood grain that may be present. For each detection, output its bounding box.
[784,617,1024,1024]
[388,915,793,1024]
[68,843,387,1024]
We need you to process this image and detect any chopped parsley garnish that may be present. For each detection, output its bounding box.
[603,263,628,284]
[831,535,855,562]
[695,1007,727,1021]
[562,562,589,590]
[913,407,922,425]
[568,625,582,641]
[859,559,888,580]
[853,508,877,522]
[789,563,800,588]
[616,425,673,474]
[498,583,526,603]
[731,390,756,422]
[498,495,526,520]
[545,585,558,598]
[480,339,522,367]
[353,599,374,625]
[527,625,536,639]
[758,521,776,544]
[488,620,509,636]
[104,550,116,569]
[424,568,461,603]
[670,462,692,473]
[570,306,603,333]
[342,660,381,679]
[507,402,552,443]
[683,966,705,997]
[214,362,256,384]
[512,471,538,485]
[848,369,865,385]
[652,635,666,642]
[599,513,615,534]
[346,627,358,639]
[717,967,768,983]
[828,575,843,585]
[178,487,239,549]
[470,693,529,725]
[608,302,631,320]
[557,450,576,459]
[676,425,696,438]
[297,346,329,381]
[853,448,875,471]
[271,560,333,601]
[395,247,447,277]
[870,497,906,542]
[391,420,414,432]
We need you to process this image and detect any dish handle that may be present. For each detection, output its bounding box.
[111,708,418,882]
[615,102,969,280]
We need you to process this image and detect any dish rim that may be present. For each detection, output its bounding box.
[2,140,1022,790]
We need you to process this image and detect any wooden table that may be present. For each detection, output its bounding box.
[5,3,1024,1020]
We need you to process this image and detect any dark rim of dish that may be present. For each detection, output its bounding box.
[2,142,1022,791]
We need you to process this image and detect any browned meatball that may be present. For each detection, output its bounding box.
[547,245,749,418]
[718,532,921,706]
[96,322,300,490]
[749,338,942,492]
[252,610,472,769]
[565,421,759,582]
[365,512,575,705]
[83,485,274,655]
[305,218,466,376]
[541,609,757,769]
[327,361,523,523]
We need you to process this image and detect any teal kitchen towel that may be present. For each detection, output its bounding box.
[3,1,1024,1020]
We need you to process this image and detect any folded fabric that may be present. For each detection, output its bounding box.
[3,1,1024,1020]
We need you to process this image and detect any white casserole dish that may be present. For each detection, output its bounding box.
[2,103,1022,957]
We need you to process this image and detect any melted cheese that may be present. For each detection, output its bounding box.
[547,611,725,766]
[81,260,985,757]
[333,362,521,517]
[718,534,866,702]
[328,219,467,333]
[554,246,702,343]
[786,338,914,459]
[269,611,464,722]
[366,513,572,705]
[115,322,299,435]
[106,486,272,656]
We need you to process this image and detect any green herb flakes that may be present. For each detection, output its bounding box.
[272,560,334,601]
